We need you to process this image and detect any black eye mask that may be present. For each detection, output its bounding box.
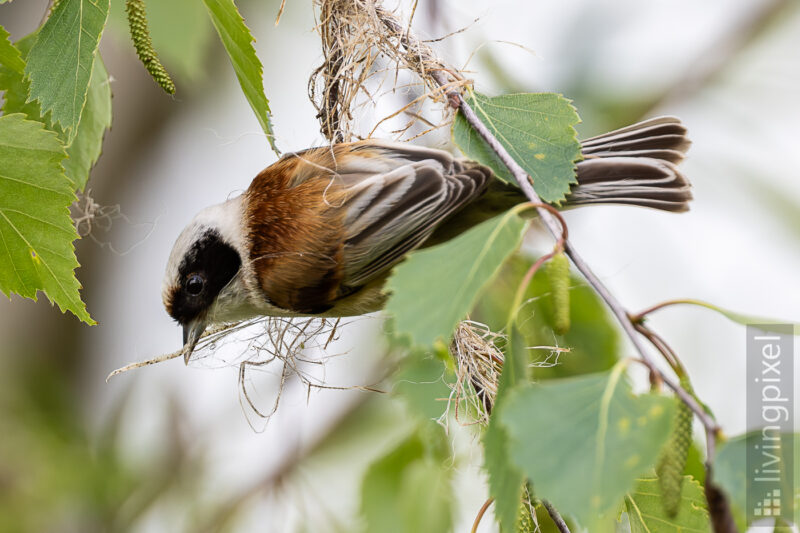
[168,229,241,324]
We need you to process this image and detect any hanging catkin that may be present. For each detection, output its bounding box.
[656,378,694,516]
[546,251,571,335]
[126,0,176,95]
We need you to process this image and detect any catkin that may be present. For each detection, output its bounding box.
[546,251,570,335]
[517,500,534,532]
[656,379,693,517]
[126,0,176,95]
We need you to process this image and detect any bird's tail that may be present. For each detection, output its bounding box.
[565,116,692,212]
[426,117,692,246]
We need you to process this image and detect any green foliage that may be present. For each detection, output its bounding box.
[0,365,135,531]
[60,58,112,191]
[125,0,176,94]
[386,210,527,347]
[500,368,675,527]
[392,346,453,422]
[683,440,706,486]
[0,24,25,74]
[24,0,109,142]
[0,114,92,323]
[201,0,279,155]
[360,425,453,533]
[483,325,528,532]
[0,34,41,120]
[625,475,710,532]
[0,33,111,192]
[452,91,581,204]
[475,255,621,380]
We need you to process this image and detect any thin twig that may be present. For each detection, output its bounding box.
[542,499,571,533]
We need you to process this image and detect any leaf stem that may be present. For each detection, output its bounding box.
[630,298,714,323]
[471,498,494,533]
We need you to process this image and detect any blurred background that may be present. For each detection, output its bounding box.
[1,0,799,531]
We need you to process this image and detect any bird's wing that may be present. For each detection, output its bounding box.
[320,141,492,288]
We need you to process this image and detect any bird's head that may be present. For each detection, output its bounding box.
[162,198,248,363]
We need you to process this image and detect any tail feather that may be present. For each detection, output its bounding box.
[581,116,690,156]
[430,116,694,246]
[566,116,693,212]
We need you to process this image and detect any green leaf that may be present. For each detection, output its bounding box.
[201,0,278,155]
[386,210,527,347]
[452,92,582,204]
[1,33,111,191]
[61,57,111,191]
[474,254,621,380]
[109,0,212,80]
[625,475,710,532]
[0,24,25,74]
[400,460,453,533]
[644,299,798,335]
[24,0,110,142]
[500,367,674,527]
[0,114,93,323]
[360,428,453,533]
[484,325,528,532]
[713,432,798,529]
[0,34,41,119]
[392,346,453,422]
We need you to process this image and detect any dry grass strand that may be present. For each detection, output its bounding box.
[310,0,470,142]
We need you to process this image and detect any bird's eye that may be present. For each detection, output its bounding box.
[185,274,205,296]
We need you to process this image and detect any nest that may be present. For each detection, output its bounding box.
[309,0,469,143]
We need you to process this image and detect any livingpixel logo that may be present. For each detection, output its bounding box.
[746,325,794,527]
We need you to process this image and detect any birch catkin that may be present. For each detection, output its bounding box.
[656,378,693,516]
[546,251,571,335]
[126,0,176,95]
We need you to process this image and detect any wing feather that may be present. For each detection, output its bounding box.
[329,142,491,288]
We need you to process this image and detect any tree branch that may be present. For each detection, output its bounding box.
[543,499,571,533]
[370,4,734,531]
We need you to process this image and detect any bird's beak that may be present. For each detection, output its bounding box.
[182,319,207,365]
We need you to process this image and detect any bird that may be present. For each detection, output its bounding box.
[163,116,692,363]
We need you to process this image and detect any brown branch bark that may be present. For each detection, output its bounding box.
[542,499,571,533]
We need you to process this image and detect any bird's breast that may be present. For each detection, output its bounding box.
[242,157,349,315]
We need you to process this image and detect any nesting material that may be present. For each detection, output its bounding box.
[107,317,379,425]
[309,0,469,142]
[449,320,505,424]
